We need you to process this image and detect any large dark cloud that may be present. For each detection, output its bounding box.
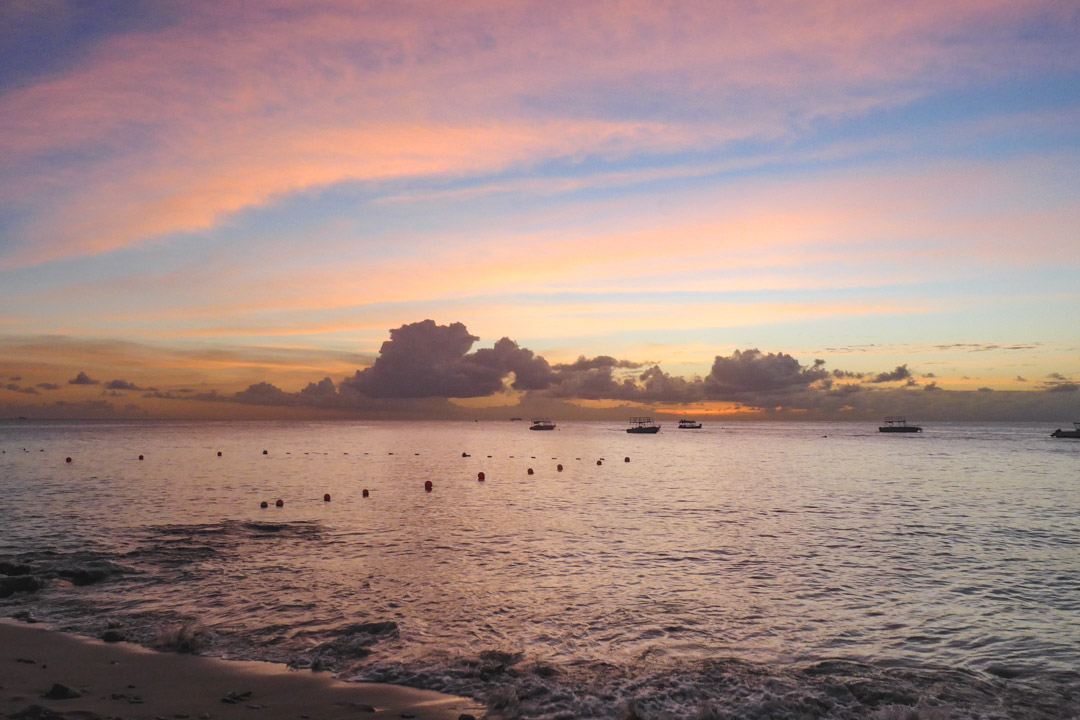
[68,371,99,385]
[703,349,827,401]
[342,320,554,398]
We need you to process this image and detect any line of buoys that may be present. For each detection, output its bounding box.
[66,457,72,463]
[260,501,268,509]
[362,488,369,497]
[557,464,563,472]
[275,499,284,507]
[527,468,534,475]
[477,472,485,481]
[424,480,433,492]
[323,493,331,502]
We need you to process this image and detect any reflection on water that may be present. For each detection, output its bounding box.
[2,419,1078,717]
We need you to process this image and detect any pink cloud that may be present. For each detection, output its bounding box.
[2,0,1076,266]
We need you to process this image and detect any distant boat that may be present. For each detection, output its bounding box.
[879,416,922,433]
[1051,422,1080,439]
[529,419,556,431]
[509,417,523,421]
[677,419,702,429]
[626,417,661,434]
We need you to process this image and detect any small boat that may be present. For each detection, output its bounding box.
[529,419,556,431]
[879,416,922,433]
[677,419,702,429]
[1051,422,1080,439]
[626,417,661,434]
[510,417,523,421]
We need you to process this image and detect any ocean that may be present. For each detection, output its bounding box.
[2,419,1078,719]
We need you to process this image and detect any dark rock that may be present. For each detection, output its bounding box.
[42,683,81,700]
[458,715,477,720]
[0,561,32,575]
[221,691,252,704]
[101,630,125,643]
[13,610,40,623]
[0,575,44,597]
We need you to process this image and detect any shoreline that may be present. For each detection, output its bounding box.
[0,621,482,720]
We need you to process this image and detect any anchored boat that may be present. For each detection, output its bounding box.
[529,419,556,431]
[1051,422,1080,439]
[879,417,922,433]
[677,419,702,429]
[626,417,661,434]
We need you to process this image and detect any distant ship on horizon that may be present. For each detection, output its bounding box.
[879,417,922,433]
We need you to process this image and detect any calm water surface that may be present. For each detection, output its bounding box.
[2,420,1078,718]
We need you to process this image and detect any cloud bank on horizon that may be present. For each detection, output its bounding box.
[0,1,1078,415]
[2,320,1077,421]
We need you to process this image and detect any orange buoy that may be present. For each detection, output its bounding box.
[596,460,602,466]
[217,451,222,456]
[323,493,331,502]
[477,472,485,481]
[138,455,144,460]
[557,464,563,472]
[275,499,284,507]
[424,480,433,492]
[362,488,369,498]
[527,468,534,475]
[66,457,72,463]
[624,457,630,463]
[260,501,268,509]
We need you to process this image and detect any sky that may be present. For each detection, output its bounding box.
[1,0,1078,420]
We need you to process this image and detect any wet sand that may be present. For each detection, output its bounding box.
[0,621,482,720]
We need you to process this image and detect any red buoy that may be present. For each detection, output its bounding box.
[260,501,268,509]
[624,457,630,463]
[323,493,331,502]
[596,460,602,466]
[424,480,433,492]
[66,457,72,463]
[527,468,534,475]
[557,464,563,472]
[275,499,284,507]
[362,489,369,498]
[217,451,222,456]
[263,450,268,455]
[477,472,485,481]
[138,455,144,460]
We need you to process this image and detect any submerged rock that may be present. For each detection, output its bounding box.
[0,575,44,597]
[42,684,82,700]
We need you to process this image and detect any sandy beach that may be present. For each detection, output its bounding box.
[0,621,482,720]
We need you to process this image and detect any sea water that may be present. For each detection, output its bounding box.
[1,419,1078,718]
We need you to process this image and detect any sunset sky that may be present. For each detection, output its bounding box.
[1,0,1078,420]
